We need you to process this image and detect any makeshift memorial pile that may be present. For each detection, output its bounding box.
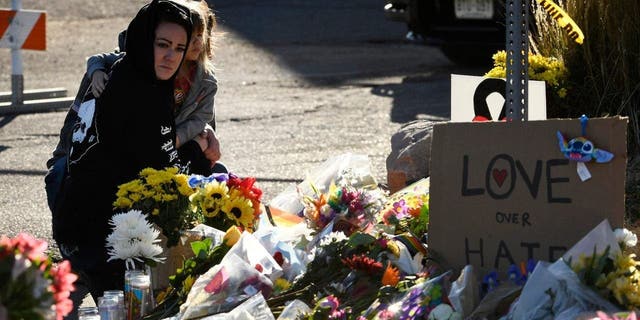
[113,167,198,247]
[0,233,77,320]
[94,152,638,319]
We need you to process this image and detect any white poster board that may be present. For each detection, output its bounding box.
[451,74,547,122]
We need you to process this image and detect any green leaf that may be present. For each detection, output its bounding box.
[190,238,212,256]
[348,232,376,248]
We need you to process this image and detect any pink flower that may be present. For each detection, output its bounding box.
[204,267,228,294]
[50,260,78,319]
[319,295,340,310]
[1,234,77,320]
[51,261,77,294]
[54,298,74,320]
[13,233,48,261]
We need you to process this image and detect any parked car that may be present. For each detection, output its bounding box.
[384,0,507,65]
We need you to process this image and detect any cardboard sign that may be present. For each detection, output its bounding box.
[451,74,547,122]
[427,117,627,276]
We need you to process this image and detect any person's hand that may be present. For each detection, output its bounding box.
[201,127,221,165]
[91,70,109,97]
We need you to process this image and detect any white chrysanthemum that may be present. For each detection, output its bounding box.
[614,228,638,248]
[106,210,165,266]
[319,231,347,247]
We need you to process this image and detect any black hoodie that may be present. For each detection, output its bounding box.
[55,0,207,246]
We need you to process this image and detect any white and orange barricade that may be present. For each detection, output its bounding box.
[0,9,46,50]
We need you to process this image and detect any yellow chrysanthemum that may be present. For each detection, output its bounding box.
[113,197,133,208]
[128,193,142,202]
[175,174,194,196]
[116,179,145,197]
[222,196,254,228]
[141,190,155,198]
[152,208,160,216]
[161,194,177,202]
[144,168,175,187]
[485,50,567,100]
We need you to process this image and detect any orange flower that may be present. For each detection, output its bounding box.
[408,206,421,218]
[314,193,327,214]
[381,261,400,286]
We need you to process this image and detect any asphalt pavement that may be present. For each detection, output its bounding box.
[0,0,486,253]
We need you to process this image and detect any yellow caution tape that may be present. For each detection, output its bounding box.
[535,0,585,44]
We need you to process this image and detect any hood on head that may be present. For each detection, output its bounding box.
[124,0,192,83]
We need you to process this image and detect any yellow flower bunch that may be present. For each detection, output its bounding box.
[113,167,199,247]
[114,167,194,213]
[596,253,640,309]
[485,50,568,98]
[572,251,640,310]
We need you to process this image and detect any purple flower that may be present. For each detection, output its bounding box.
[393,199,409,219]
[400,288,427,319]
[187,173,229,188]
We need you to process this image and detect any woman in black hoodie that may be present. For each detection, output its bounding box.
[53,0,208,312]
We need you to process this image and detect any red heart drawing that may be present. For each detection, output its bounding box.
[492,169,507,187]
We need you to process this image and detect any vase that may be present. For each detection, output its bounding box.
[125,268,154,320]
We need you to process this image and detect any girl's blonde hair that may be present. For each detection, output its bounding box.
[184,0,216,74]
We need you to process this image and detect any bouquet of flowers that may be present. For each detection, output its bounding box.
[113,167,199,247]
[570,227,640,310]
[378,178,430,237]
[0,233,77,320]
[188,173,263,232]
[300,181,387,235]
[358,271,459,320]
[105,210,166,269]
